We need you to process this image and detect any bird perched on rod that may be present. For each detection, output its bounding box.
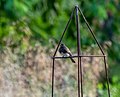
[59,43,75,63]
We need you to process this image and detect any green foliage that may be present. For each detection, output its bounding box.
[0,0,120,96]
[98,76,120,97]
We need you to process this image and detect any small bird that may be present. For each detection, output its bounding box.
[59,43,75,63]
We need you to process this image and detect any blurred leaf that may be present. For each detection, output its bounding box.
[97,5,107,20]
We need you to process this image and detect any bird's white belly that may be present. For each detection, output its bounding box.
[61,52,69,57]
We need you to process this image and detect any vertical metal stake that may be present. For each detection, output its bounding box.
[52,58,55,97]
[103,56,111,97]
[75,5,83,97]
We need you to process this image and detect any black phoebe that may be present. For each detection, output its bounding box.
[59,43,75,63]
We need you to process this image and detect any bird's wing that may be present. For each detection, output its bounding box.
[65,46,72,55]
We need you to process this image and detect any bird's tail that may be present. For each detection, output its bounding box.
[68,52,75,63]
[70,57,75,63]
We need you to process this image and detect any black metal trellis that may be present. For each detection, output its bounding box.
[51,5,111,97]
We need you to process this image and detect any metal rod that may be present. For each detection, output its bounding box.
[52,55,106,59]
[75,5,83,97]
[78,7,105,55]
[51,58,55,97]
[103,56,111,97]
[53,7,75,57]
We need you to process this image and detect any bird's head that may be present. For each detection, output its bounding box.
[60,43,64,47]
